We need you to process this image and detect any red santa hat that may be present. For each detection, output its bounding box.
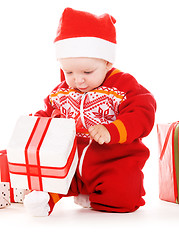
[54,8,117,63]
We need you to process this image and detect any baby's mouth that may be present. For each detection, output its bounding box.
[77,87,88,92]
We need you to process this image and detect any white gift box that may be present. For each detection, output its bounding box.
[0,182,10,208]
[13,188,30,203]
[7,116,78,195]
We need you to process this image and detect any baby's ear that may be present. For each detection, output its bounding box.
[106,62,113,71]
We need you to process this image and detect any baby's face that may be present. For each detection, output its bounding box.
[59,57,112,92]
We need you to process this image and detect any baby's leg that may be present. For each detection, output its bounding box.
[24,176,79,216]
[89,157,146,212]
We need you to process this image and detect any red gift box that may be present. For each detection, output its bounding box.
[0,150,14,202]
[0,150,30,203]
[157,122,179,203]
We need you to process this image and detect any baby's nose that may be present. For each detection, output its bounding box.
[75,76,85,84]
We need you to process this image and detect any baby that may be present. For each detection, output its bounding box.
[24,7,156,216]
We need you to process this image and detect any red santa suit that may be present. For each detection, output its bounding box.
[35,67,156,213]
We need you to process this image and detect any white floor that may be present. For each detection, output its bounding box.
[0,192,179,239]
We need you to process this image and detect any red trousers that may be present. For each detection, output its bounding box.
[58,137,149,213]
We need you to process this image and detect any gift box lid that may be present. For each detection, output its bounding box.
[7,116,76,168]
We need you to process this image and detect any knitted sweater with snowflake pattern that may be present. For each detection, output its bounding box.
[36,68,156,145]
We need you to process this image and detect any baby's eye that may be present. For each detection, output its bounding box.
[66,71,73,75]
[84,71,93,74]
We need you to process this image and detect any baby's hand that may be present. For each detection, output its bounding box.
[88,124,111,145]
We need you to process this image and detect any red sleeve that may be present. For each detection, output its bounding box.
[104,73,157,144]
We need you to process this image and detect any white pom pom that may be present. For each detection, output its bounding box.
[24,191,50,217]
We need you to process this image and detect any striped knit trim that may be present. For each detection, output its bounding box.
[113,120,127,143]
[50,88,81,99]
[107,68,121,79]
[91,88,124,100]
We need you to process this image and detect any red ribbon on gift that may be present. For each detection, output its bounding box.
[0,150,15,202]
[8,117,77,191]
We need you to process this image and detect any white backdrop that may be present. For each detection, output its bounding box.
[0,0,179,212]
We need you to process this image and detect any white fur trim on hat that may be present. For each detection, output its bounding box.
[55,37,116,63]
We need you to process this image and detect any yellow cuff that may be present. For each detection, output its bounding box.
[113,120,127,143]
